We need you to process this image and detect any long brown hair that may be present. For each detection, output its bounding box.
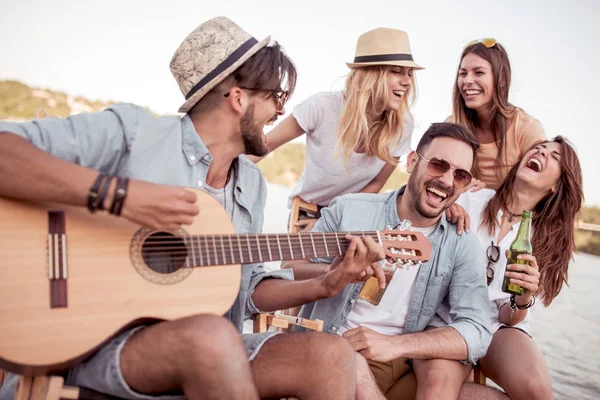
[481,136,584,305]
[335,65,416,166]
[452,41,514,180]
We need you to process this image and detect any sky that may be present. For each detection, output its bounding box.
[1,0,599,205]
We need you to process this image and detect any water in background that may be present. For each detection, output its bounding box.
[262,183,600,400]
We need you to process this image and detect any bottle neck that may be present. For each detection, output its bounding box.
[512,213,532,251]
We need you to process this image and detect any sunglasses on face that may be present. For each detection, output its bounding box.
[486,241,500,286]
[224,87,289,112]
[417,153,473,189]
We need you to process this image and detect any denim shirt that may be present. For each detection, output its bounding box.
[0,103,292,332]
[296,187,492,364]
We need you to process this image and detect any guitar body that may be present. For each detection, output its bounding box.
[0,189,240,375]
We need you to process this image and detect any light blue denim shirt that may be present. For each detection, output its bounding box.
[296,187,492,364]
[0,103,292,332]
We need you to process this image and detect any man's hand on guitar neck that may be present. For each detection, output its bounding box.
[322,235,386,297]
[115,180,200,231]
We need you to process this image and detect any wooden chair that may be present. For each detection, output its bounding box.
[253,312,324,334]
[473,365,486,385]
[287,196,320,234]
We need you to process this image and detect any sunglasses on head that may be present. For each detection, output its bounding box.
[224,87,289,112]
[417,153,473,189]
[486,241,500,286]
[464,38,498,50]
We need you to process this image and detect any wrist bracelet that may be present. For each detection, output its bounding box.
[109,176,129,216]
[510,294,536,311]
[96,175,114,211]
[87,173,107,213]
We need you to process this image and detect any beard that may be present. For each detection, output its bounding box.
[240,103,269,157]
[407,164,456,219]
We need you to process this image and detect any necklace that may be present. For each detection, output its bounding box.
[504,209,523,223]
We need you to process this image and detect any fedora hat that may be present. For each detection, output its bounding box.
[346,27,424,70]
[170,17,270,113]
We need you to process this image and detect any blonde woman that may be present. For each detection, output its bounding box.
[250,28,443,231]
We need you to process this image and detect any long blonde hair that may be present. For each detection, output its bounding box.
[335,66,416,165]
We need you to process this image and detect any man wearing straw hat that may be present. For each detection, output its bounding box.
[0,17,387,400]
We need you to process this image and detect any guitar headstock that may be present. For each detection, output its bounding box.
[378,229,432,265]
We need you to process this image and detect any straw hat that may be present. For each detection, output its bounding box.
[170,17,271,113]
[346,27,424,70]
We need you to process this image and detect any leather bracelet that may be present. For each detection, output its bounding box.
[109,176,129,216]
[96,175,114,211]
[87,173,107,213]
[510,294,536,310]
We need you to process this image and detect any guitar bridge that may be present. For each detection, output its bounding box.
[48,211,68,308]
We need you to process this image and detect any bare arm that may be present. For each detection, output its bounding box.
[0,133,199,230]
[281,259,331,280]
[0,133,97,205]
[343,326,468,362]
[498,303,529,326]
[358,162,397,194]
[246,115,305,163]
[392,327,468,360]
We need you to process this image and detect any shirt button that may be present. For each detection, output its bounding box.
[331,327,337,332]
[189,155,196,161]
[350,299,355,304]
[197,180,203,187]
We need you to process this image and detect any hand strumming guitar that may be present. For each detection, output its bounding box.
[104,179,200,231]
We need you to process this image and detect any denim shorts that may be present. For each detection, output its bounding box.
[0,327,279,400]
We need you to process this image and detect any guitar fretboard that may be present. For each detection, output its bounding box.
[179,231,379,266]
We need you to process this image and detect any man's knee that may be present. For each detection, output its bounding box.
[308,332,355,366]
[419,366,455,396]
[175,314,244,359]
[279,332,355,372]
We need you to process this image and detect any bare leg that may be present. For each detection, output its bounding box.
[355,353,386,400]
[478,328,554,400]
[413,358,471,400]
[121,314,259,400]
[459,383,509,400]
[250,332,357,400]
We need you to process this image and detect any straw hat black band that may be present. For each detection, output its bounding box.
[185,37,258,100]
[353,53,414,63]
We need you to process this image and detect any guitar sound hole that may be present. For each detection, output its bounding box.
[141,232,188,274]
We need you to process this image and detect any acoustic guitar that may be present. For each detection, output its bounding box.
[0,189,431,375]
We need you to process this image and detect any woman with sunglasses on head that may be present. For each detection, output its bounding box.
[449,38,546,191]
[249,28,467,232]
[412,136,583,400]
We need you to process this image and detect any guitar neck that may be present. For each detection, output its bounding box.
[182,231,379,266]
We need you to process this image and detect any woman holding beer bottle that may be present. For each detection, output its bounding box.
[413,136,583,400]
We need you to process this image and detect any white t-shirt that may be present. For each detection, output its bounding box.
[338,224,437,336]
[430,189,534,333]
[288,91,414,207]
[202,178,235,219]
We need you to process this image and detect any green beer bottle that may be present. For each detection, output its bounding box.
[502,210,533,296]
